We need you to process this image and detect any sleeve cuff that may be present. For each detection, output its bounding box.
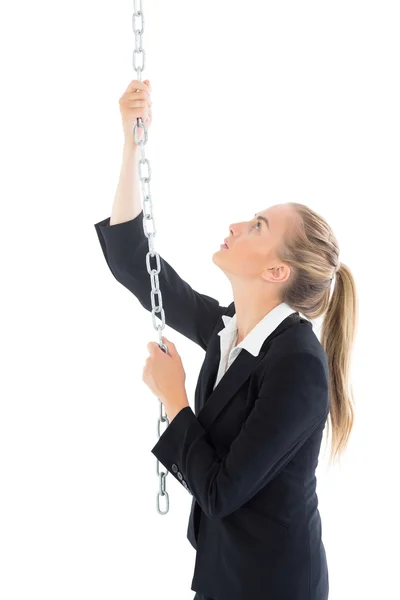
[94,210,144,240]
[150,406,206,497]
[151,406,202,458]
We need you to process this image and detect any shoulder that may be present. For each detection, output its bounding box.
[253,319,329,415]
[267,316,328,376]
[257,338,330,418]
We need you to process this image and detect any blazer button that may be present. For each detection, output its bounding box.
[182,481,191,493]
[171,464,178,473]
[177,472,183,480]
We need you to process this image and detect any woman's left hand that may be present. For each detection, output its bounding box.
[142,335,189,419]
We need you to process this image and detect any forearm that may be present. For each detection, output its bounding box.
[110,141,142,226]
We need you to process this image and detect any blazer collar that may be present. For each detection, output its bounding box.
[217,302,297,357]
[196,306,310,431]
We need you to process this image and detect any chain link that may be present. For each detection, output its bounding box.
[132,0,170,515]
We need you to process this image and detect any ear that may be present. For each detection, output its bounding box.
[262,264,291,284]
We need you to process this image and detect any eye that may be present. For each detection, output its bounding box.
[251,220,262,231]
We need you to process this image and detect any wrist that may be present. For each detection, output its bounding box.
[122,138,140,156]
[168,404,189,422]
[163,390,189,422]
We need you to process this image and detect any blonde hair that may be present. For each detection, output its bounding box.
[279,202,358,465]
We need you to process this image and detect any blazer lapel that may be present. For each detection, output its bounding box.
[197,310,302,431]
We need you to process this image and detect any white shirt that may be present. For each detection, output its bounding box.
[213,302,297,390]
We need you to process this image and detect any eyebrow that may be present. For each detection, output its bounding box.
[254,213,270,230]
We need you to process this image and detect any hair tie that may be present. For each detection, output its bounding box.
[331,261,341,283]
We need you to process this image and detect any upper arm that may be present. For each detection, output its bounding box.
[94,211,228,350]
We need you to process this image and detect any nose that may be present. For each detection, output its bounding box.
[228,220,245,239]
[228,222,239,236]
[226,225,235,245]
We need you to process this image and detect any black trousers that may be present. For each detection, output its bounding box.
[193,593,214,600]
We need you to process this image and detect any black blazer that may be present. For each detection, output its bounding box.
[94,211,330,600]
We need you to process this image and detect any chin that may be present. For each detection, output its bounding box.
[212,249,223,261]
[212,251,227,270]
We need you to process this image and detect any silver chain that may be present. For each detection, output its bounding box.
[132,0,170,515]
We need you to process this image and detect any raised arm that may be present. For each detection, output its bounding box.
[94,211,229,350]
[94,78,229,350]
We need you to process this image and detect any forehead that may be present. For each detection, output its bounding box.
[258,203,287,217]
[257,204,296,235]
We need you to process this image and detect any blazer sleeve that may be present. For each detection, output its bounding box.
[94,210,229,351]
[151,351,330,519]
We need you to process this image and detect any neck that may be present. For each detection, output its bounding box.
[232,289,283,345]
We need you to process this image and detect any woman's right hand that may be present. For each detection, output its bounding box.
[119,78,152,144]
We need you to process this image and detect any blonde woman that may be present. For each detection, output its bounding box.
[94,79,357,600]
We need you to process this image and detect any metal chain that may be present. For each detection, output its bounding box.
[132,0,170,515]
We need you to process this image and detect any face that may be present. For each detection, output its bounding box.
[212,203,298,286]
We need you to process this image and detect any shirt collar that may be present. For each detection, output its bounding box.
[218,302,297,357]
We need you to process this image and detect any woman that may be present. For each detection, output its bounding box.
[94,79,358,600]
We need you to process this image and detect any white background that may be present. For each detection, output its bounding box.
[1,1,399,599]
